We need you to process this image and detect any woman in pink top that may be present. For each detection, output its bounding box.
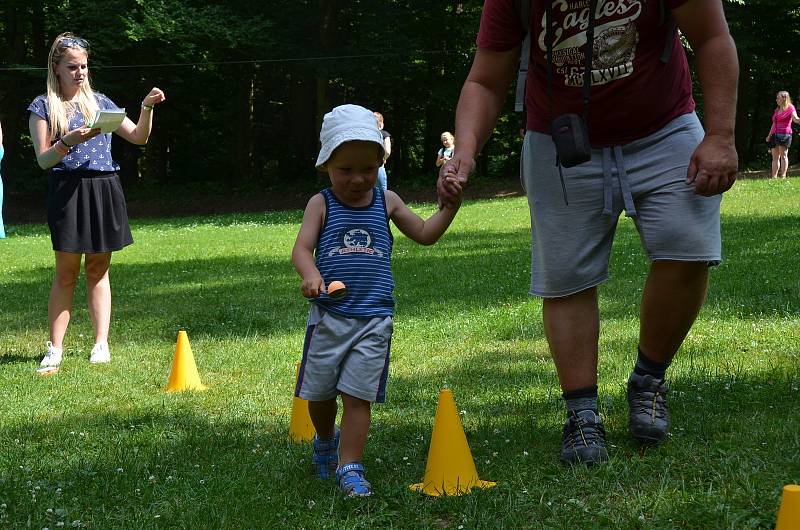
[766,91,800,178]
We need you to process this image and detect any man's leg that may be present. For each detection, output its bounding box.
[628,260,708,443]
[639,261,708,363]
[544,287,608,464]
[543,287,599,392]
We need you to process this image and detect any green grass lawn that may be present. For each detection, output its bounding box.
[1,179,798,529]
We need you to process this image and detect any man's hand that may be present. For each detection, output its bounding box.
[437,153,475,209]
[686,134,737,196]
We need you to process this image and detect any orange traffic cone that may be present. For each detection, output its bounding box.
[289,362,315,442]
[410,388,496,496]
[165,330,207,392]
[776,484,800,530]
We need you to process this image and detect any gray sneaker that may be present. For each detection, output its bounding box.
[627,372,671,443]
[560,409,609,465]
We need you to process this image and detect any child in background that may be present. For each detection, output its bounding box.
[436,131,455,168]
[291,104,462,497]
[372,111,391,190]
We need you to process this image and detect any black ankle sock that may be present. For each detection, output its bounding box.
[563,385,598,415]
[633,347,671,380]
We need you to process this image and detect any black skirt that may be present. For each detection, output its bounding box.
[47,171,134,253]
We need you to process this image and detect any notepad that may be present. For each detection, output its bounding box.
[89,109,126,133]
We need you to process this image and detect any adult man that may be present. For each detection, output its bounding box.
[439,0,738,464]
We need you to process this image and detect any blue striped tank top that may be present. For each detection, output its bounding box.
[314,187,395,317]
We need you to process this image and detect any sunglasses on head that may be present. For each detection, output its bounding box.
[61,37,89,50]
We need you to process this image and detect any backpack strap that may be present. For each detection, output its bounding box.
[659,0,676,64]
[514,0,531,112]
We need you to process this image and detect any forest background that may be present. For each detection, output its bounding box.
[1,0,798,213]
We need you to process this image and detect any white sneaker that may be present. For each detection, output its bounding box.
[89,342,111,364]
[40,341,62,368]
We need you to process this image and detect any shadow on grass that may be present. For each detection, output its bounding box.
[0,354,30,364]
[1,213,797,346]
[0,354,796,528]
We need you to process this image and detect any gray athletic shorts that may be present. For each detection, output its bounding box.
[295,304,393,403]
[522,112,722,298]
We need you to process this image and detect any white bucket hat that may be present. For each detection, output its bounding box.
[315,104,385,169]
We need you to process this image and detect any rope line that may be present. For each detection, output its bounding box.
[0,49,465,72]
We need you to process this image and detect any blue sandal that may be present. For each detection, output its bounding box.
[312,428,339,480]
[336,462,372,497]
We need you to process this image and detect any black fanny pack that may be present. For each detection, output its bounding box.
[550,114,591,168]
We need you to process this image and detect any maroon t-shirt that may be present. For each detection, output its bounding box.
[477,0,695,147]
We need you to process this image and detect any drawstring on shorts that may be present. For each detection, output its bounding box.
[601,146,637,217]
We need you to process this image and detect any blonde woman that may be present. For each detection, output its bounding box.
[766,90,800,178]
[28,33,165,371]
[435,132,455,168]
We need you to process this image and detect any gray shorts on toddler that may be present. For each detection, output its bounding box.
[295,304,393,403]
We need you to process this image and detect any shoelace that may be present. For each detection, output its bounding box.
[631,383,669,423]
[565,412,606,448]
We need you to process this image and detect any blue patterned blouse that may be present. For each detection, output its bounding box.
[28,93,122,173]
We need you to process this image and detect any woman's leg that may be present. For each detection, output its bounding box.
[84,252,112,345]
[49,251,83,348]
[771,146,781,178]
[780,146,790,177]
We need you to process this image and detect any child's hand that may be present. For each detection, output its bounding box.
[441,176,463,210]
[300,275,325,298]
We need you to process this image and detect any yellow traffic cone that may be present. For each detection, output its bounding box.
[776,484,800,530]
[410,388,496,496]
[289,362,315,442]
[165,330,207,392]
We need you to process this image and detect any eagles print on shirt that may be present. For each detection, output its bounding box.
[327,226,386,258]
[538,0,642,87]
